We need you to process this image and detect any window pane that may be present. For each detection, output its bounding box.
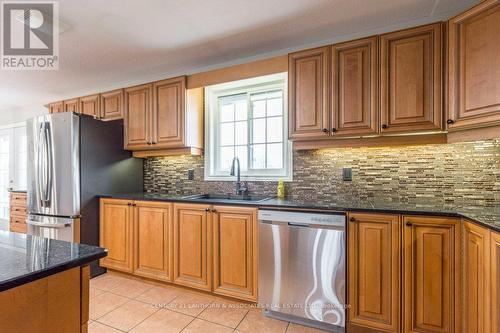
[266,90,282,99]
[252,100,266,118]
[235,100,247,121]
[267,98,282,117]
[267,116,283,142]
[251,144,265,169]
[220,122,234,146]
[235,121,248,145]
[267,143,283,169]
[219,146,234,172]
[235,146,248,171]
[220,103,234,122]
[252,118,266,144]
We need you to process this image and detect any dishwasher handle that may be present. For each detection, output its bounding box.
[259,219,345,230]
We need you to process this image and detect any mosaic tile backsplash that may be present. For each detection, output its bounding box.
[144,139,500,208]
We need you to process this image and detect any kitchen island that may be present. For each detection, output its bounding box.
[0,231,107,333]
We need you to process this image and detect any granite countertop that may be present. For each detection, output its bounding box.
[100,193,500,232]
[0,231,107,292]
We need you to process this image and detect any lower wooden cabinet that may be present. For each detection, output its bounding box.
[9,191,27,233]
[99,198,134,273]
[491,230,500,333]
[213,206,258,302]
[347,212,400,333]
[99,198,258,301]
[134,201,173,281]
[172,203,212,291]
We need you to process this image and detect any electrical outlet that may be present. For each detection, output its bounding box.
[187,169,195,180]
[342,168,352,181]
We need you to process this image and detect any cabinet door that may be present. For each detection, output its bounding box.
[380,23,443,133]
[491,231,500,333]
[213,206,257,301]
[332,37,378,137]
[79,94,100,118]
[403,216,461,333]
[99,199,133,272]
[448,1,500,130]
[63,98,80,113]
[347,213,400,333]
[152,77,185,148]
[100,89,124,121]
[463,221,491,333]
[133,201,173,281]
[48,101,63,114]
[289,46,330,140]
[124,84,153,150]
[172,203,211,291]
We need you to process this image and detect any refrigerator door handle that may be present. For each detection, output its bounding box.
[43,123,53,205]
[36,123,45,207]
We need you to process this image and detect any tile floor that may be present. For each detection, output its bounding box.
[89,272,330,333]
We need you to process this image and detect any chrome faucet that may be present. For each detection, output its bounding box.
[230,157,247,195]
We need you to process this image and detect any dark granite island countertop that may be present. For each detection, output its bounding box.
[0,231,107,292]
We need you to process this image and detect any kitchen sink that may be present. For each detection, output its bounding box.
[182,193,271,203]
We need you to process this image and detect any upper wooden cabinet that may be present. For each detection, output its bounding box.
[402,215,461,333]
[212,206,258,302]
[79,94,100,118]
[63,98,80,113]
[448,1,500,131]
[172,203,212,291]
[380,23,443,133]
[133,201,173,282]
[288,46,330,140]
[332,37,378,136]
[99,198,134,273]
[347,212,400,333]
[124,84,153,149]
[100,89,124,121]
[48,101,63,114]
[124,76,203,154]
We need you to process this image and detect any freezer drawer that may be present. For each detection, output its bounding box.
[27,215,76,242]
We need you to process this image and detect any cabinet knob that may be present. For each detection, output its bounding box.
[331,128,337,133]
[211,209,217,213]
[322,128,328,133]
[127,203,132,206]
[406,221,413,227]
[446,119,455,125]
[382,124,388,129]
[205,208,210,212]
[349,217,356,222]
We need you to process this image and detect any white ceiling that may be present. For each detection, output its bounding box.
[0,0,479,124]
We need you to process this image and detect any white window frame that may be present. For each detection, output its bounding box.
[204,72,292,181]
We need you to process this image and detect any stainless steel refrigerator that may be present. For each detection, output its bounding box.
[26,112,143,276]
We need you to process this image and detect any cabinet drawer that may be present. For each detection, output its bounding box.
[10,193,27,205]
[10,205,27,216]
[10,221,27,233]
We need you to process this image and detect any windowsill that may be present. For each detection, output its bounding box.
[204,175,293,182]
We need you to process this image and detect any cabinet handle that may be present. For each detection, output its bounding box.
[322,128,328,133]
[211,209,217,213]
[331,128,337,133]
[406,221,413,227]
[382,124,388,129]
[205,208,210,212]
[349,217,356,222]
[446,119,455,124]
[127,203,132,206]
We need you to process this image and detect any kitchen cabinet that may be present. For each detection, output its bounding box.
[212,205,258,302]
[347,212,400,333]
[100,89,124,121]
[124,83,152,149]
[79,94,100,118]
[64,98,80,113]
[124,77,203,155]
[288,46,330,140]
[332,37,379,137]
[133,201,173,282]
[447,1,500,131]
[402,215,461,333]
[48,101,63,114]
[9,191,27,233]
[463,221,491,333]
[172,203,212,291]
[380,23,443,133]
[491,230,500,333]
[99,198,134,273]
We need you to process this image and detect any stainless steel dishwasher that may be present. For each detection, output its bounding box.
[258,209,346,332]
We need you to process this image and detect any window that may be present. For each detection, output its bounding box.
[205,73,291,181]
